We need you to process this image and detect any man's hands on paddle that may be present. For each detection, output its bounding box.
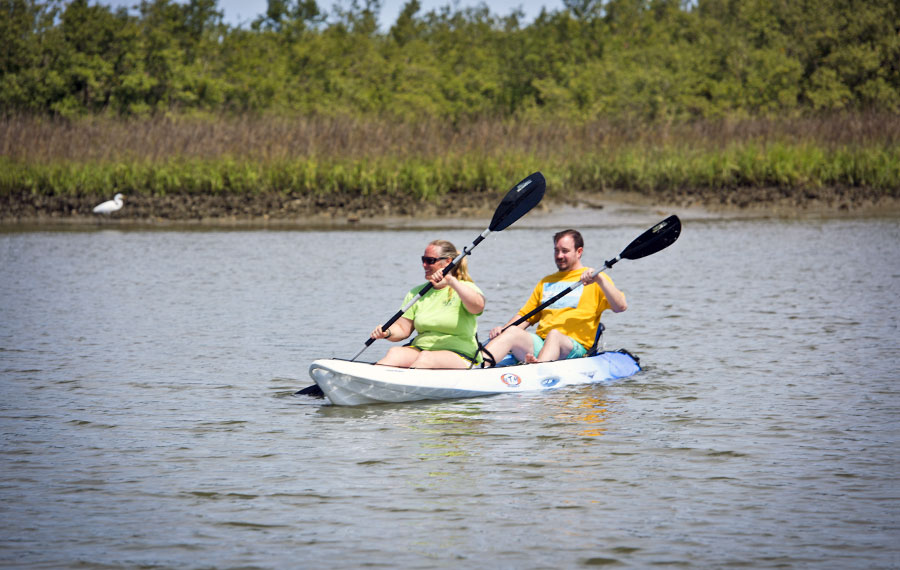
[488,316,530,340]
[580,268,599,286]
[582,269,628,313]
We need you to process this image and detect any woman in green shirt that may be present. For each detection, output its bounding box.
[370,240,485,368]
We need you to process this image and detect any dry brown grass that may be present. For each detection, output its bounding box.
[3,113,898,164]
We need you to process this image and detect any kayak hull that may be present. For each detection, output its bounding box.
[308,350,640,406]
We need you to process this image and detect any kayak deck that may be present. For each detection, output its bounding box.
[308,350,641,406]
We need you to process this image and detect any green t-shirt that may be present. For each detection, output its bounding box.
[402,280,484,360]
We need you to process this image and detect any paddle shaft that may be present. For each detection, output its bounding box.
[350,229,490,361]
[505,262,614,330]
[345,171,546,362]
[299,210,676,397]
[505,215,681,331]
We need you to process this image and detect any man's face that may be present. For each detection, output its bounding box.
[554,235,582,271]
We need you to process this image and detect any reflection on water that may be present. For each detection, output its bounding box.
[1,216,898,568]
[413,405,487,473]
[549,391,615,437]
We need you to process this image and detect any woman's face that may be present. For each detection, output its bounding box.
[422,244,450,278]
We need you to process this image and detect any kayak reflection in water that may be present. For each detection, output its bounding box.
[482,229,627,366]
[370,239,485,369]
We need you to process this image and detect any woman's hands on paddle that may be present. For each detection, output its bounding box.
[370,325,391,340]
[371,318,414,342]
[427,269,453,289]
[430,271,486,316]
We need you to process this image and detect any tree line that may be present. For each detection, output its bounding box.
[2,0,898,121]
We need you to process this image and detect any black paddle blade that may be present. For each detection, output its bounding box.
[295,384,325,398]
[489,172,546,231]
[620,215,682,260]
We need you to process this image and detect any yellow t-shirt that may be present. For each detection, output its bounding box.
[518,268,616,349]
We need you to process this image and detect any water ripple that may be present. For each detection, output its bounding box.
[1,220,898,568]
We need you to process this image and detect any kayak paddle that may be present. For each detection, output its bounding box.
[506,215,682,330]
[351,171,546,361]
[296,171,546,396]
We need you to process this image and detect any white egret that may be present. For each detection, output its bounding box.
[93,193,125,214]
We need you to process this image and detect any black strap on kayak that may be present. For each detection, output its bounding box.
[615,348,640,366]
[475,334,496,369]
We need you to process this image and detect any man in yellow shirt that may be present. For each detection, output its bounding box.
[483,229,627,365]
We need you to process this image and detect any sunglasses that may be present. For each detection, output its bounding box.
[421,256,449,265]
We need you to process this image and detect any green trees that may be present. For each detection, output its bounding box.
[0,0,897,119]
[1,0,66,114]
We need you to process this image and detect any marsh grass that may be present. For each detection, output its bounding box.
[2,114,898,200]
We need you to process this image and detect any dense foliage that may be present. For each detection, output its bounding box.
[3,0,898,211]
[3,0,899,121]
[3,114,898,204]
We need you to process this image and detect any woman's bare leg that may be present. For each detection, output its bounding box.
[410,350,471,369]
[377,346,421,367]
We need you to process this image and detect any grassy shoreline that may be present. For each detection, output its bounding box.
[2,115,898,222]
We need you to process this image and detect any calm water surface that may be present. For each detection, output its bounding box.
[1,209,898,568]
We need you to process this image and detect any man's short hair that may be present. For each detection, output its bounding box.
[553,229,584,250]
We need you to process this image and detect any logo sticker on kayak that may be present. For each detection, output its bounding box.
[500,373,521,387]
[541,377,560,388]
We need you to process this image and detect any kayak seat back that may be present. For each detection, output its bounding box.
[585,322,606,357]
[495,354,519,367]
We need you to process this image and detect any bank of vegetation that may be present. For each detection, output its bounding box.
[2,0,898,219]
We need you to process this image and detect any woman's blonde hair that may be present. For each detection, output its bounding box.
[430,239,473,282]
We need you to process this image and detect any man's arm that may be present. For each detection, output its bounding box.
[583,271,627,313]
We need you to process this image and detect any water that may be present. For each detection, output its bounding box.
[1,209,898,568]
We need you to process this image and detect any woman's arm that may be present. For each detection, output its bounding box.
[371,316,415,341]
[429,273,485,315]
[450,276,485,315]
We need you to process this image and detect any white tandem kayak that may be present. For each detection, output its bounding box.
[307,350,641,406]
